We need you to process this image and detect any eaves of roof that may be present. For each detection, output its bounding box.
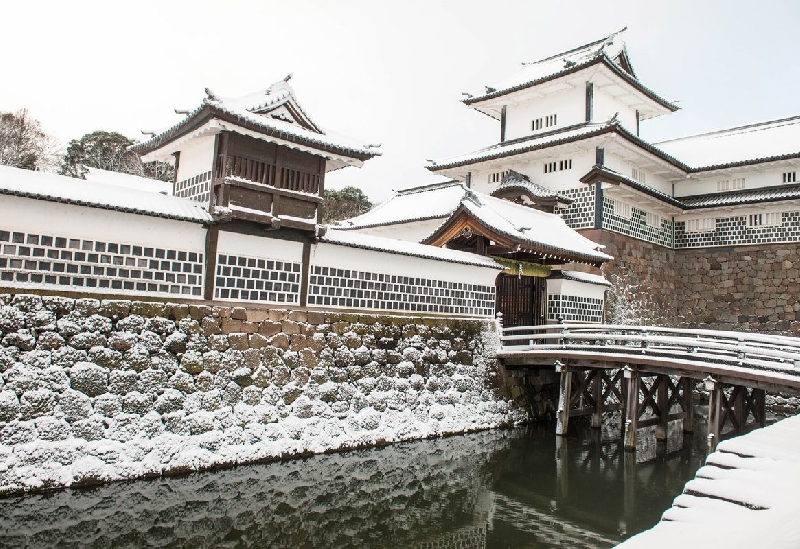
[579,165,685,209]
[0,185,212,224]
[423,203,611,266]
[428,122,692,173]
[131,103,377,162]
[679,184,800,209]
[690,151,800,173]
[463,55,678,114]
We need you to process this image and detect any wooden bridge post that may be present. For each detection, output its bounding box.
[706,377,721,453]
[656,375,669,442]
[591,371,604,429]
[623,367,639,451]
[682,377,694,433]
[555,361,572,436]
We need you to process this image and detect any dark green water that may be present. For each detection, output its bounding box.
[0,420,707,549]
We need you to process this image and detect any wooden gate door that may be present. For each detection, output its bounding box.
[495,274,545,327]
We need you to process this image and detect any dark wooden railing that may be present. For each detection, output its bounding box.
[215,154,321,195]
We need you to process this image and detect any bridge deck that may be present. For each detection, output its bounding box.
[498,324,800,395]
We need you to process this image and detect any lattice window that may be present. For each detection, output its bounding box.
[784,172,797,183]
[631,168,646,184]
[645,211,662,227]
[717,178,746,191]
[685,218,715,232]
[488,170,507,183]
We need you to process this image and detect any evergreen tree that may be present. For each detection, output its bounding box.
[61,131,142,178]
[323,186,372,223]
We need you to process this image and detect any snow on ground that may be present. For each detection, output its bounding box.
[616,413,800,548]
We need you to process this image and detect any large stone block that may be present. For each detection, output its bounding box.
[69,362,108,396]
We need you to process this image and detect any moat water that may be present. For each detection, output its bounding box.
[0,418,711,549]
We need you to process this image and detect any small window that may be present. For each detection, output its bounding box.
[614,200,632,219]
[783,172,797,183]
[488,170,507,183]
[558,159,572,171]
[631,168,646,184]
[717,178,746,191]
[532,118,543,131]
[685,218,715,232]
[645,211,661,227]
[545,114,557,127]
[544,161,557,174]
[750,212,782,227]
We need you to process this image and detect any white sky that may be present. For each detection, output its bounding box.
[2,0,799,202]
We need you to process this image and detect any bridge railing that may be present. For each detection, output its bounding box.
[500,323,800,374]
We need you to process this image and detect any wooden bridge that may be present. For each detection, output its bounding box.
[498,323,800,452]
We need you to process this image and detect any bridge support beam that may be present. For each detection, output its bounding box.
[707,378,722,453]
[656,375,669,442]
[623,368,639,451]
[682,377,695,433]
[555,362,572,436]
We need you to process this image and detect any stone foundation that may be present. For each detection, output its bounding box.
[582,229,800,336]
[0,293,525,495]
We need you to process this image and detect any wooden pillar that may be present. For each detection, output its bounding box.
[203,225,219,301]
[623,368,639,451]
[733,386,746,434]
[682,377,694,433]
[556,362,572,436]
[707,379,722,454]
[754,388,766,428]
[656,375,669,442]
[591,371,604,429]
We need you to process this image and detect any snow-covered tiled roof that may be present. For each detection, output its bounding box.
[655,115,800,170]
[132,78,380,163]
[424,190,612,265]
[429,120,691,174]
[429,123,611,171]
[336,181,467,229]
[0,165,212,223]
[321,228,501,269]
[579,165,685,209]
[680,184,800,209]
[84,167,173,195]
[560,270,611,286]
[492,170,572,203]
[464,28,677,116]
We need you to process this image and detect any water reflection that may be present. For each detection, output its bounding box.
[0,419,708,549]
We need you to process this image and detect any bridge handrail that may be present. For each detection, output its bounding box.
[500,331,800,360]
[500,323,800,350]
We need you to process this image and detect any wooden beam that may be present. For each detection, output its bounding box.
[556,364,572,436]
[203,225,219,301]
[623,369,639,451]
[708,381,722,453]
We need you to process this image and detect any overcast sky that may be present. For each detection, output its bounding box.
[2,0,799,202]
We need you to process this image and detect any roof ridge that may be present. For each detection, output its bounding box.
[395,180,465,195]
[521,27,626,66]
[655,114,800,144]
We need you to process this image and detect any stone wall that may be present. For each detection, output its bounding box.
[677,244,800,334]
[581,229,678,325]
[583,229,800,336]
[0,293,524,495]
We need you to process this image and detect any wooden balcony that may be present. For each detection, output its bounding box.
[211,133,326,231]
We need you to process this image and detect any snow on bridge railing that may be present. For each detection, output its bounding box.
[499,323,800,375]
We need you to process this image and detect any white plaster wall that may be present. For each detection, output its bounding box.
[504,87,584,141]
[603,152,673,195]
[674,164,800,197]
[177,135,215,182]
[0,195,206,252]
[470,150,595,195]
[216,231,304,263]
[592,87,638,131]
[546,278,607,301]
[311,242,499,288]
[351,219,445,243]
